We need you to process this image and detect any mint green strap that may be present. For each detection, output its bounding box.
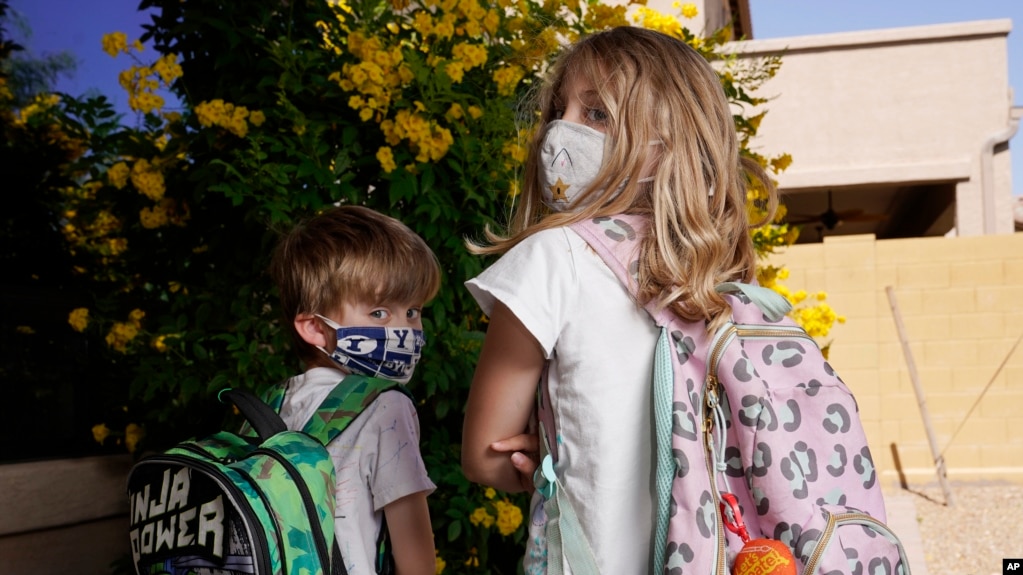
[653,328,674,574]
[537,454,601,575]
[715,282,792,322]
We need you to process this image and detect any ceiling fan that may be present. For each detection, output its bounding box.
[785,190,888,231]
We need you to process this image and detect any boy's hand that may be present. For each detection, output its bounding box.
[490,433,539,492]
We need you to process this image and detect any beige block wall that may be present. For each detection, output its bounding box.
[767,233,1023,489]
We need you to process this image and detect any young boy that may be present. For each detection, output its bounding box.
[269,205,439,575]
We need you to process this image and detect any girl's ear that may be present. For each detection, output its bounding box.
[294,313,329,348]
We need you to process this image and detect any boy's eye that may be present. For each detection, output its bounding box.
[369,309,390,320]
[406,308,421,320]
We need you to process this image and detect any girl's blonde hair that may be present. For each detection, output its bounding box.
[469,26,777,332]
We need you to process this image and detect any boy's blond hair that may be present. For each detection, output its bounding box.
[270,205,441,365]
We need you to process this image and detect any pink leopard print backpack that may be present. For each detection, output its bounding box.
[543,214,911,575]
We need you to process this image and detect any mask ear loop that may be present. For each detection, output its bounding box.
[312,313,346,364]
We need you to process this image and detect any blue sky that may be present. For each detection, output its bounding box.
[9,0,1023,195]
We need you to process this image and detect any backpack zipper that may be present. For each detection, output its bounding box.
[701,436,728,575]
[701,322,817,575]
[252,447,336,575]
[707,323,817,379]
[801,511,909,575]
[139,451,275,574]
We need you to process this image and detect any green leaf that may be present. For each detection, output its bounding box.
[446,519,462,542]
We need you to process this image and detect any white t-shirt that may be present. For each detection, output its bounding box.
[278,367,436,575]
[466,227,659,574]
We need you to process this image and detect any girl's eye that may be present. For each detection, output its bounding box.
[585,108,608,124]
[406,308,422,320]
[369,309,390,320]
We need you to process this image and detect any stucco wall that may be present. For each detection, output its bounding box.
[767,232,1023,488]
[729,20,1017,236]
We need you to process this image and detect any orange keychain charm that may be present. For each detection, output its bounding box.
[720,493,797,575]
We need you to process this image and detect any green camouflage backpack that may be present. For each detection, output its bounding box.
[126,374,408,575]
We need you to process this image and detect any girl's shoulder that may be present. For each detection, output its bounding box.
[516,224,587,252]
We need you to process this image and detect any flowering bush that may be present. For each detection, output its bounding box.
[2,0,835,571]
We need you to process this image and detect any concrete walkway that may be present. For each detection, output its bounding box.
[884,491,929,575]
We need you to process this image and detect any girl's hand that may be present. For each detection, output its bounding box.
[490,433,539,492]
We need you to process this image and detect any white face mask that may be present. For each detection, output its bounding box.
[539,120,662,212]
[539,120,607,211]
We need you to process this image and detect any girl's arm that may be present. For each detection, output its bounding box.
[384,491,435,575]
[461,301,546,493]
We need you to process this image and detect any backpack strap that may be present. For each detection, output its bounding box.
[307,375,410,575]
[715,282,791,321]
[249,374,411,575]
[535,375,600,575]
[570,214,680,573]
[570,214,791,574]
[303,374,413,446]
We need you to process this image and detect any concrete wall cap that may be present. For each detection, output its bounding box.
[725,18,1012,55]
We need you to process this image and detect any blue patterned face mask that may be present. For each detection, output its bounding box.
[315,314,425,384]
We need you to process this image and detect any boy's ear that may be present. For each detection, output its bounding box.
[294,313,329,348]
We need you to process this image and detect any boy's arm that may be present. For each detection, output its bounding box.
[383,491,435,575]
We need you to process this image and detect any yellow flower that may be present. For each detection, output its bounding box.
[108,162,130,189]
[140,204,169,229]
[791,289,807,305]
[469,506,495,528]
[434,550,446,574]
[105,321,139,353]
[92,423,111,444]
[151,334,170,353]
[494,498,523,536]
[484,487,496,499]
[770,153,793,173]
[102,32,128,57]
[130,158,166,201]
[492,65,525,97]
[249,110,266,126]
[377,147,397,173]
[125,423,145,453]
[152,53,183,84]
[680,3,699,19]
[129,308,145,326]
[16,325,35,334]
[68,308,90,332]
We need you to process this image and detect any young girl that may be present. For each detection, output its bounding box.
[461,27,776,573]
